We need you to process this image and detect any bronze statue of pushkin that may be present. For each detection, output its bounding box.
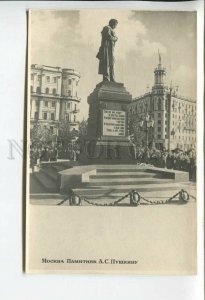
[96,19,118,82]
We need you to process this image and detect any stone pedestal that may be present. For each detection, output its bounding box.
[80,81,136,164]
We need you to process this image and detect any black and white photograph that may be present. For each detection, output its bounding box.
[0,0,204,299]
[27,9,197,274]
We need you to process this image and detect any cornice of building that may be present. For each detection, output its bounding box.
[31,65,80,77]
[132,89,196,104]
[31,64,62,73]
[31,119,60,122]
[60,96,81,102]
[31,93,62,100]
[170,93,196,103]
[62,68,81,78]
[31,93,81,102]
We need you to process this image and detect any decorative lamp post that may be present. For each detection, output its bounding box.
[170,129,176,151]
[168,82,179,151]
[140,113,155,147]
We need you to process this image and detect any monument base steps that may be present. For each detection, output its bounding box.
[30,163,194,205]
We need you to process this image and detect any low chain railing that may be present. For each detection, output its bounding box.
[57,189,196,207]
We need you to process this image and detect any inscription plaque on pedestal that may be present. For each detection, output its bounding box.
[103,110,125,137]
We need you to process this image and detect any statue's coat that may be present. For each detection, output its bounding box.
[96,26,117,76]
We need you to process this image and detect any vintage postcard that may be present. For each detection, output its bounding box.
[26,9,197,274]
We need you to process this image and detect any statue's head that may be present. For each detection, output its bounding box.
[109,19,118,29]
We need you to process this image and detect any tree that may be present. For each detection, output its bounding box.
[129,114,145,146]
[129,114,155,148]
[58,120,78,146]
[78,119,88,140]
[30,121,53,148]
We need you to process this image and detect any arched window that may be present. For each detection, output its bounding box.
[74,115,76,122]
[36,86,41,94]
[30,86,33,93]
[53,88,56,95]
[46,87,49,94]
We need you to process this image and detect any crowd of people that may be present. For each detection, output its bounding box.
[30,143,196,181]
[30,143,80,169]
[134,147,196,181]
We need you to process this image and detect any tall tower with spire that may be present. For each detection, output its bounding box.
[151,52,168,149]
[130,53,196,151]
[153,52,167,92]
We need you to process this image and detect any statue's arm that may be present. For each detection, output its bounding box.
[102,26,118,42]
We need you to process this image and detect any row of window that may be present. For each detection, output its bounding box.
[34,112,77,122]
[65,90,78,97]
[174,128,196,134]
[31,86,57,95]
[153,90,164,95]
[172,114,196,122]
[33,100,78,111]
[31,74,80,86]
[31,86,78,98]
[174,136,196,142]
[154,135,196,141]
[156,126,196,135]
[34,112,55,120]
[64,114,77,122]
[172,120,196,126]
[43,100,56,108]
[33,100,56,108]
[66,103,77,110]
[133,112,167,119]
[63,77,79,86]
[156,127,168,132]
[172,109,196,116]
[156,134,166,139]
[131,100,195,115]
[130,100,162,113]
[157,120,168,125]
[172,101,195,111]
[31,74,57,83]
[176,144,195,149]
[135,98,169,112]
[140,133,195,142]
[46,76,57,83]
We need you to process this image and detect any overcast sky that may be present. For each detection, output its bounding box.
[30,10,196,120]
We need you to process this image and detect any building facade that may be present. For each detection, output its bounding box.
[30,64,81,136]
[129,56,196,151]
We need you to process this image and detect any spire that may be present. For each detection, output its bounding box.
[158,49,161,65]
[153,51,166,89]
